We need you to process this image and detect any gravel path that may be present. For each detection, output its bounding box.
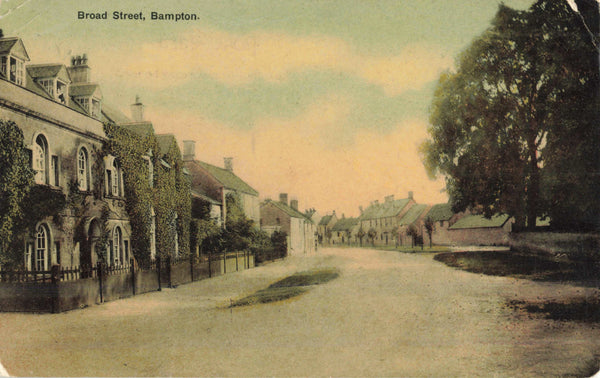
[0,247,599,377]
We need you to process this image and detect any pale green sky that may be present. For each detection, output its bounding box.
[1,0,535,216]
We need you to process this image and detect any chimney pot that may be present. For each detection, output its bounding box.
[279,193,288,205]
[130,96,145,122]
[224,157,233,172]
[183,140,196,161]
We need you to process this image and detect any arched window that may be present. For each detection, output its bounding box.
[35,224,49,271]
[34,135,48,184]
[112,227,122,266]
[77,147,89,191]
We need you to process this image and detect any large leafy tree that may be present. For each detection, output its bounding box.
[422,0,599,230]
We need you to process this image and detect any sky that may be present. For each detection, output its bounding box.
[0,0,535,217]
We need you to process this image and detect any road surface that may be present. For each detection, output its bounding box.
[0,247,598,377]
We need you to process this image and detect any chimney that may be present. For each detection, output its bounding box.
[183,140,196,161]
[385,195,395,203]
[408,191,414,200]
[279,193,288,205]
[130,95,144,122]
[224,157,233,172]
[290,199,298,211]
[68,54,91,83]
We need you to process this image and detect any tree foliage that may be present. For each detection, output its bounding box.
[422,0,599,230]
[0,121,34,265]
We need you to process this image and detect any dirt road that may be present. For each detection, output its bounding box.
[1,247,599,377]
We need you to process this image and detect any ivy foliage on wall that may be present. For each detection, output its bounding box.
[0,120,35,266]
[104,123,191,264]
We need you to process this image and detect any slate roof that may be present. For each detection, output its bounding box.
[332,217,359,231]
[27,64,65,79]
[191,190,221,206]
[156,134,177,156]
[263,200,312,222]
[195,161,258,196]
[0,38,18,54]
[425,203,454,222]
[102,103,132,124]
[361,198,411,220]
[398,204,429,226]
[120,122,155,137]
[69,83,100,97]
[449,214,511,230]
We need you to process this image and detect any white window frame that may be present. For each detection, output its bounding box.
[35,224,49,271]
[112,227,122,266]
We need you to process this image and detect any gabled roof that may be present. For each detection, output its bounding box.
[194,160,258,196]
[0,37,29,61]
[425,203,454,222]
[319,214,333,226]
[263,200,312,222]
[449,214,511,230]
[361,198,411,220]
[27,64,70,82]
[101,103,132,124]
[120,122,155,137]
[398,204,429,226]
[156,134,177,156]
[24,71,52,99]
[191,190,221,206]
[332,217,359,231]
[70,83,101,98]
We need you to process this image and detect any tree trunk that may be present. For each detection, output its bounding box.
[526,136,539,230]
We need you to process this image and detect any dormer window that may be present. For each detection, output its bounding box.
[27,64,71,104]
[0,37,30,86]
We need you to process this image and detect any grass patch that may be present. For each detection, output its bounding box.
[509,298,600,323]
[231,268,340,307]
[268,268,339,288]
[231,286,308,307]
[371,245,451,253]
[434,251,600,286]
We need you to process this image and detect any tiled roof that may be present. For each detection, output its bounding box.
[361,198,411,220]
[319,215,333,226]
[195,160,258,196]
[398,204,429,226]
[449,214,511,230]
[332,217,359,231]
[425,203,454,222]
[0,38,29,61]
[263,200,312,222]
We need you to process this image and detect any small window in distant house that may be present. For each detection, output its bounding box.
[77,147,89,191]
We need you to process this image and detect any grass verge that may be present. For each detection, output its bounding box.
[231,268,340,307]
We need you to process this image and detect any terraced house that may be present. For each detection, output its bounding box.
[0,36,132,269]
[359,193,416,246]
[0,34,189,270]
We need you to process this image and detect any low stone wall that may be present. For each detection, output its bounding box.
[0,282,56,312]
[509,232,600,261]
[57,278,99,312]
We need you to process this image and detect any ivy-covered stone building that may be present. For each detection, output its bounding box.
[0,35,132,269]
[0,34,191,270]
